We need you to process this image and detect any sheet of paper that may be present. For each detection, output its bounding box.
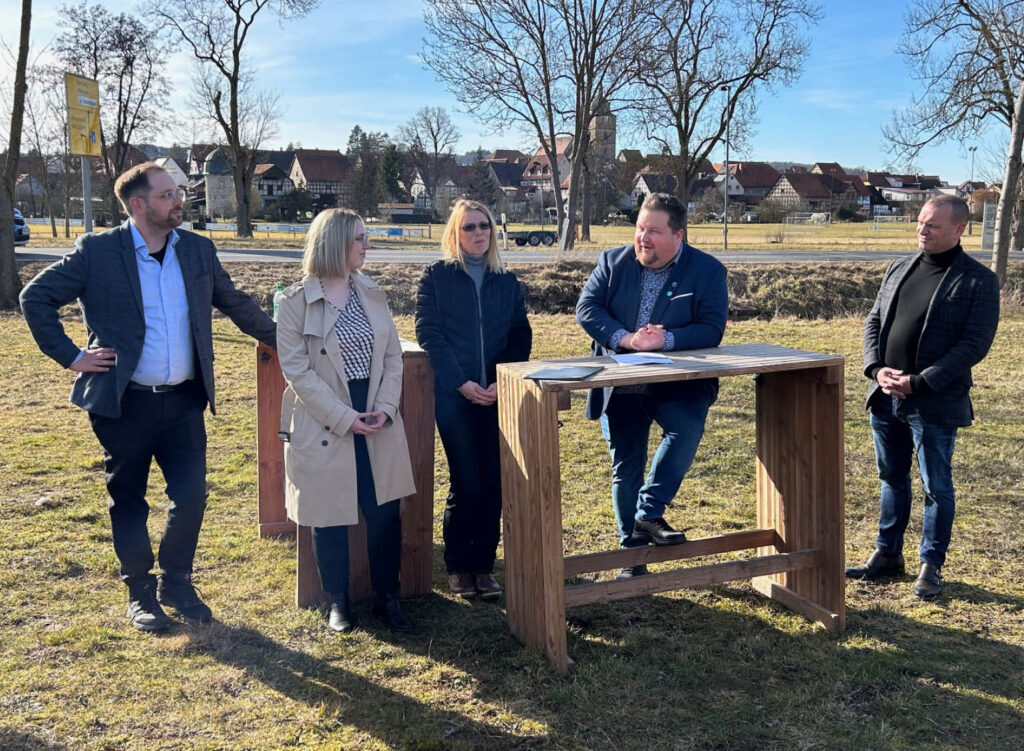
[609,353,673,365]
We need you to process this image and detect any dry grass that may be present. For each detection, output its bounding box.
[25,219,990,252]
[1,305,1023,750]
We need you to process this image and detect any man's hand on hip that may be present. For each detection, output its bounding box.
[70,347,117,373]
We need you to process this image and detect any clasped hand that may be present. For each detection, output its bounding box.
[627,324,665,351]
[458,381,496,406]
[877,366,913,399]
[351,411,387,435]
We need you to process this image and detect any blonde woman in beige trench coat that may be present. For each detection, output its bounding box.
[277,209,415,633]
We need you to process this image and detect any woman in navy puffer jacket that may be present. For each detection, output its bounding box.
[415,199,532,601]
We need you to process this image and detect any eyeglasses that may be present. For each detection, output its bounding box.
[460,222,491,233]
[143,190,180,202]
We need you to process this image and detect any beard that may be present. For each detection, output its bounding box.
[146,203,183,231]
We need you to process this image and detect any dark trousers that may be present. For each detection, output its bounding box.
[88,382,208,586]
[311,378,401,598]
[435,392,501,575]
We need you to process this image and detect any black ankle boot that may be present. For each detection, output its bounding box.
[328,593,355,633]
[372,593,412,632]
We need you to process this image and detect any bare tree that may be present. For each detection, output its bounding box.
[398,107,460,217]
[0,0,31,310]
[423,0,647,253]
[151,0,317,238]
[885,0,1024,284]
[23,67,61,238]
[630,0,821,228]
[54,2,173,223]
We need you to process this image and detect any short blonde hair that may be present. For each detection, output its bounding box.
[302,208,363,277]
[441,199,504,273]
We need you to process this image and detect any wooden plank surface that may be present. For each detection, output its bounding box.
[500,344,844,392]
[564,550,822,608]
[398,349,435,596]
[256,342,294,538]
[562,529,779,577]
[498,366,569,674]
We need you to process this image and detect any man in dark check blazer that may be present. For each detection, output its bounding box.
[847,195,999,598]
[21,163,276,631]
[576,193,728,580]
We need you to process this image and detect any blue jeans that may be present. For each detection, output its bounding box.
[870,394,958,567]
[600,385,714,546]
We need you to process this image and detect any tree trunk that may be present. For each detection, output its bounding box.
[0,0,31,310]
[581,165,592,243]
[234,150,253,238]
[991,79,1024,285]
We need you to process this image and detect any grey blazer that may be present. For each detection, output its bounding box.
[863,249,999,427]
[20,221,276,418]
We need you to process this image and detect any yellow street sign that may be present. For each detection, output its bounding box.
[65,73,102,158]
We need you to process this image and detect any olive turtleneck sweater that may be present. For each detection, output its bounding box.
[878,243,963,394]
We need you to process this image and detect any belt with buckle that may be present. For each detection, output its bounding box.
[127,380,193,394]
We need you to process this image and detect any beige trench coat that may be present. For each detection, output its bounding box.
[277,274,415,527]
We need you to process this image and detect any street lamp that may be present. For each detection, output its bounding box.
[968,145,977,235]
[720,84,731,252]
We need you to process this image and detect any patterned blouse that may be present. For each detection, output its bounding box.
[323,278,374,380]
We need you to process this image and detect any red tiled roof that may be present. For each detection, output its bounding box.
[812,162,847,177]
[292,149,352,182]
[728,161,781,189]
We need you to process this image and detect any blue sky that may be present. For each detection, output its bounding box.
[18,0,1008,185]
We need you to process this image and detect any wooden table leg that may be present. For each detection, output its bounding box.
[256,344,295,537]
[498,368,569,674]
[754,365,845,631]
[399,351,435,596]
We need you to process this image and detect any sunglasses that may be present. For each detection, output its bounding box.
[460,222,491,233]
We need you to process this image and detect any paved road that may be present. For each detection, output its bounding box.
[17,246,1012,265]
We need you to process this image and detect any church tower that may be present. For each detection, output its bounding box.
[589,97,616,167]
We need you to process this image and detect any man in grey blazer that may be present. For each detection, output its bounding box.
[21,163,276,631]
[847,195,999,598]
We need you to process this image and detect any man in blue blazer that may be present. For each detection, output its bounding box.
[21,163,276,631]
[847,195,999,598]
[576,193,728,579]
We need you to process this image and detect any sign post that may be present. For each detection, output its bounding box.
[65,74,102,233]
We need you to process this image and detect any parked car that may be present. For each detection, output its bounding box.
[13,208,30,245]
[740,211,758,223]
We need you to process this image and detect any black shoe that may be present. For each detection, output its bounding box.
[630,518,687,546]
[913,563,943,599]
[614,564,649,580]
[158,574,213,623]
[372,593,413,632]
[845,548,905,580]
[126,581,170,632]
[328,594,355,633]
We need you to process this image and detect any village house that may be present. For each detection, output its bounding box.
[289,148,353,211]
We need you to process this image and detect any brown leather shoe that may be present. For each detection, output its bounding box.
[448,573,477,599]
[475,574,502,601]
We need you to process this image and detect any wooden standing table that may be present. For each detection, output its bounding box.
[497,343,845,675]
[256,341,435,606]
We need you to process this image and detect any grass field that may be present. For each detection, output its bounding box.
[24,218,988,253]
[1,311,1022,750]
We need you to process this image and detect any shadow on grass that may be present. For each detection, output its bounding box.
[187,609,550,750]
[0,729,66,751]
[550,582,1024,750]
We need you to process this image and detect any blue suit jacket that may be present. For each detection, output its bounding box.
[863,249,999,427]
[20,221,276,418]
[576,243,729,419]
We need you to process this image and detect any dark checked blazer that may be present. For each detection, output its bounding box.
[863,249,1000,427]
[20,220,276,418]
[576,243,728,419]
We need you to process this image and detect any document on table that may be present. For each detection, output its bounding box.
[609,353,673,365]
